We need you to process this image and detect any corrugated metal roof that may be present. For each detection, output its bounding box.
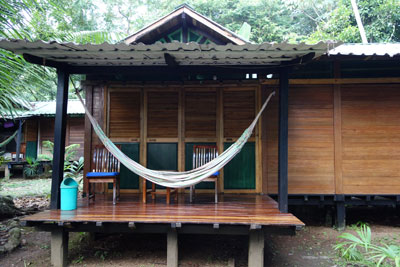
[21,99,85,117]
[0,39,336,67]
[329,43,400,57]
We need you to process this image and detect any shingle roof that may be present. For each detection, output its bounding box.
[21,99,85,117]
[329,43,400,57]
[0,39,336,67]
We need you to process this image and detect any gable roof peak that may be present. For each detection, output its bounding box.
[124,5,247,45]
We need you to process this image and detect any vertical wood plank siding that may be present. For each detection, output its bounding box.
[84,81,400,195]
[341,84,400,194]
[109,91,141,140]
[147,91,179,138]
[185,90,217,138]
[267,85,335,194]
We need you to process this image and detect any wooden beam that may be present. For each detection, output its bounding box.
[255,86,262,193]
[164,53,179,68]
[261,77,400,85]
[15,119,22,162]
[178,88,185,193]
[278,67,289,213]
[141,88,148,203]
[23,53,67,69]
[83,85,93,197]
[50,69,69,210]
[248,230,264,267]
[167,229,178,267]
[51,228,68,267]
[333,61,343,195]
[182,13,188,43]
[216,87,224,193]
[284,52,315,66]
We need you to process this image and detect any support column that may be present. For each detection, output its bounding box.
[51,228,69,267]
[50,69,69,210]
[278,67,289,213]
[248,230,264,267]
[167,229,178,267]
[15,119,22,162]
[336,195,346,230]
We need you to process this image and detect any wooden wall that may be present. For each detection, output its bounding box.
[341,84,400,194]
[25,117,85,159]
[265,82,400,195]
[83,80,400,196]
[83,82,261,194]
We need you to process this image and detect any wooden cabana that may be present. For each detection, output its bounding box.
[22,100,85,160]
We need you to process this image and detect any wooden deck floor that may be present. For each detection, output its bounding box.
[22,194,303,227]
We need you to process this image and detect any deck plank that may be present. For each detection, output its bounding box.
[22,194,303,227]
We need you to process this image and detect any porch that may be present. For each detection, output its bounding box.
[22,193,303,267]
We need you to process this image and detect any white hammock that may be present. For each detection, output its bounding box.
[76,90,275,188]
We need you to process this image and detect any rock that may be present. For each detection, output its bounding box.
[4,227,21,252]
[7,220,19,229]
[0,196,23,219]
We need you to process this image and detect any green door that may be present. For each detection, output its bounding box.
[25,141,38,160]
[147,143,177,188]
[109,143,139,189]
[223,142,255,190]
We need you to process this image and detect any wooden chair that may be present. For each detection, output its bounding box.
[142,173,178,204]
[86,145,120,205]
[190,145,219,203]
[11,143,26,161]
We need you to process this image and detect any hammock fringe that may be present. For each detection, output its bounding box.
[76,90,275,188]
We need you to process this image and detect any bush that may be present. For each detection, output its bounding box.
[335,223,400,266]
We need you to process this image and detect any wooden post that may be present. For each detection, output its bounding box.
[334,61,343,195]
[15,119,22,162]
[336,195,346,230]
[83,85,93,197]
[50,69,69,210]
[167,229,178,267]
[278,67,289,213]
[248,230,264,267]
[51,228,69,267]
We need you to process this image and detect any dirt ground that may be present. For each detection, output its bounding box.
[0,206,399,267]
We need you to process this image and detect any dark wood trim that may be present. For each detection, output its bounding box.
[30,222,297,236]
[50,69,69,210]
[284,52,315,66]
[15,119,22,162]
[66,65,282,75]
[333,61,343,195]
[261,86,269,193]
[278,68,289,213]
[83,85,93,196]
[182,13,188,43]
[23,53,67,69]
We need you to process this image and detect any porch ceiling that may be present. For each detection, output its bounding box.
[0,39,337,68]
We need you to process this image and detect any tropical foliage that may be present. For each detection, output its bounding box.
[335,224,400,266]
[1,0,399,118]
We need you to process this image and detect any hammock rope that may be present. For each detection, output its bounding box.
[0,127,19,148]
[76,90,275,188]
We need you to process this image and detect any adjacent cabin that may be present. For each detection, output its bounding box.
[21,100,85,159]
[1,4,399,267]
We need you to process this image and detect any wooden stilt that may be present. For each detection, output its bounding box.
[336,201,346,230]
[248,229,264,267]
[51,228,68,267]
[167,229,178,267]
